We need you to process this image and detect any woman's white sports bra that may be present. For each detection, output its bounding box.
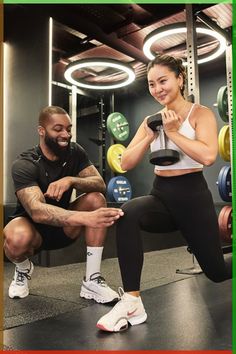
[150,103,204,170]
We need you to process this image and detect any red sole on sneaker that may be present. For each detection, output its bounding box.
[96,323,113,332]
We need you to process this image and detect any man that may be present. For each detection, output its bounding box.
[3,106,123,302]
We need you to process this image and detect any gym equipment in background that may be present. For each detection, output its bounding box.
[218,125,230,161]
[147,113,180,166]
[216,166,232,202]
[217,86,228,122]
[217,86,232,243]
[218,205,232,243]
[107,176,132,203]
[107,112,129,142]
[107,144,126,173]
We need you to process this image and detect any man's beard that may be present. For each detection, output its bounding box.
[44,134,71,159]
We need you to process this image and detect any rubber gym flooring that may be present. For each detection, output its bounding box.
[3,247,232,350]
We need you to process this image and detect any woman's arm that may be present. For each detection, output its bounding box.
[163,106,218,166]
[121,118,158,171]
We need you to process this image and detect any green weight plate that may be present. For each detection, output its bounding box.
[218,125,230,161]
[107,144,127,173]
[107,112,130,142]
[217,86,228,122]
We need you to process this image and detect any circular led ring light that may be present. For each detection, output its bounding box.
[143,22,227,64]
[64,58,136,90]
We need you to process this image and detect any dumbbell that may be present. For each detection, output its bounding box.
[147,113,180,166]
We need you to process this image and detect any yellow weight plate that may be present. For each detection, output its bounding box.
[218,125,230,161]
[107,144,127,173]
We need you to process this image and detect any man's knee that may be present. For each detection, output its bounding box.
[83,192,106,210]
[3,226,36,259]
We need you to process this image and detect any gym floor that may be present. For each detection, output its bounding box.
[3,246,232,350]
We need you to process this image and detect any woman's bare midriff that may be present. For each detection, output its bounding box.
[155,168,202,177]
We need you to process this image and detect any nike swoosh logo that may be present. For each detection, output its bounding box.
[127,308,137,316]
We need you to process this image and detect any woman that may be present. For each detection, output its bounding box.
[97,54,232,332]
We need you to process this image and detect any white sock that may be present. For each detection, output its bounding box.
[13,258,31,271]
[86,246,103,280]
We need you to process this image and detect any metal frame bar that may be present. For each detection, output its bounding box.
[69,85,77,143]
[176,5,202,275]
[69,86,77,200]
[186,4,200,104]
[98,96,106,181]
[195,11,231,45]
[225,44,234,246]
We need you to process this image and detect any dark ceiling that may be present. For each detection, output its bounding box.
[50,3,232,87]
[4,3,232,90]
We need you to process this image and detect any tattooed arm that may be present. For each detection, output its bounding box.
[44,165,106,202]
[17,186,80,226]
[72,165,106,193]
[17,186,123,228]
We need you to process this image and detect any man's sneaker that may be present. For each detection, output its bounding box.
[80,272,119,303]
[8,261,34,299]
[96,288,147,332]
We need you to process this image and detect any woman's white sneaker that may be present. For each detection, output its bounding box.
[96,288,147,332]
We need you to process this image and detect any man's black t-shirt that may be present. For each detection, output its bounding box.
[11,142,92,218]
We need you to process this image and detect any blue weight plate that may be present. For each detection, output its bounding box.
[107,176,132,203]
[107,177,117,202]
[217,166,231,202]
[218,166,231,201]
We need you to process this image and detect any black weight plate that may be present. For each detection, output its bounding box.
[150,149,180,166]
[147,113,163,131]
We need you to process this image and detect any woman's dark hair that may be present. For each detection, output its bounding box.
[38,106,68,126]
[147,54,186,97]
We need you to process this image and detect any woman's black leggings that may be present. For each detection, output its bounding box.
[116,172,232,291]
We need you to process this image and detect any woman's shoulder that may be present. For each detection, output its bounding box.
[189,103,216,128]
[193,103,214,115]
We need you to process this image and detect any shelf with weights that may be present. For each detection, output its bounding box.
[216,44,233,252]
[105,94,133,205]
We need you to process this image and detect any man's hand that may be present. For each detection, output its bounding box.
[80,208,124,228]
[44,177,73,201]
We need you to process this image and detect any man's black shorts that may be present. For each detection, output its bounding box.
[34,222,77,250]
[7,214,77,251]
